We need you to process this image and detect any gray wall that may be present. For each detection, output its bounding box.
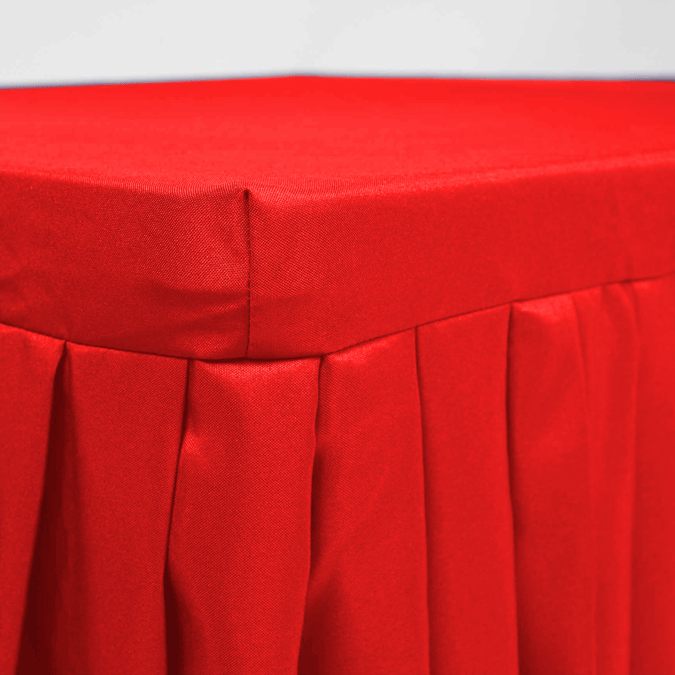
[2,0,674,86]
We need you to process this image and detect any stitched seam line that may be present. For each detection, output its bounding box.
[244,188,252,358]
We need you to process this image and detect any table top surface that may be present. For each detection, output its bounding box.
[2,77,674,184]
[1,78,674,360]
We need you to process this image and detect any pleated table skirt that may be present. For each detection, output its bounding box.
[1,78,674,674]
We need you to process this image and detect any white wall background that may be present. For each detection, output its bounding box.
[1,0,674,87]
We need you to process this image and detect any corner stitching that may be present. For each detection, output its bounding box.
[244,189,252,359]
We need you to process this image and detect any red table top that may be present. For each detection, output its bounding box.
[2,78,674,359]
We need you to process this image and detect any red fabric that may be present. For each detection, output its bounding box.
[168,359,318,674]
[1,78,674,358]
[299,331,428,674]
[0,327,62,675]
[1,78,674,674]
[416,305,518,673]
[17,344,187,674]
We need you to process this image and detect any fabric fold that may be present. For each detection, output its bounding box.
[165,357,319,675]
[0,324,64,675]
[629,274,675,675]
[508,282,642,675]
[298,330,429,675]
[508,293,596,675]
[416,306,518,675]
[16,342,187,675]
[1,270,672,675]
[571,283,638,675]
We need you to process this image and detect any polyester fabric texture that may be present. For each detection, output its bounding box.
[1,77,674,675]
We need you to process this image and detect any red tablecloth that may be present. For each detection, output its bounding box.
[1,78,674,675]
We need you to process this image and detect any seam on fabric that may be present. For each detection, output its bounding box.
[309,354,323,564]
[312,354,323,462]
[244,188,252,358]
[413,327,433,675]
[2,269,673,362]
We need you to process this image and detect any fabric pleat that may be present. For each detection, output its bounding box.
[509,293,597,674]
[298,330,429,675]
[1,272,673,675]
[165,358,319,675]
[16,342,187,675]
[508,282,641,675]
[571,283,638,675]
[416,305,519,675]
[629,275,675,675]
[0,325,64,675]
